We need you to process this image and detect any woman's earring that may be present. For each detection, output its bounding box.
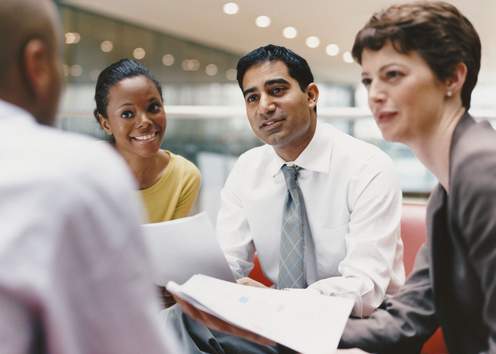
[446,91,453,97]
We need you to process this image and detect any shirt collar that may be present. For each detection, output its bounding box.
[267,120,334,177]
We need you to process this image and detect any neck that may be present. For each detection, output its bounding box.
[119,149,169,189]
[274,116,317,162]
[407,105,465,191]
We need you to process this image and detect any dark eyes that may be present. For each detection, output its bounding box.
[149,102,162,113]
[120,110,134,119]
[361,70,404,88]
[385,70,403,80]
[119,102,162,119]
[246,94,258,103]
[270,86,285,95]
[246,86,286,103]
[361,78,372,88]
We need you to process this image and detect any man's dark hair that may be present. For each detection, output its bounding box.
[236,44,314,92]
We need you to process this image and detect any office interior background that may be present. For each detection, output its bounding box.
[58,0,496,221]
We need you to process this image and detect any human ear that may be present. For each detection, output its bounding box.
[445,62,467,98]
[23,38,52,101]
[306,83,319,109]
[97,114,113,135]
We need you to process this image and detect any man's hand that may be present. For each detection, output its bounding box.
[158,286,176,308]
[172,294,275,346]
[236,277,268,288]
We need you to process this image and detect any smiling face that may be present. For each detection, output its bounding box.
[241,60,318,161]
[360,42,448,144]
[99,75,166,159]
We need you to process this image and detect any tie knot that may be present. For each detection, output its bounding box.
[281,164,301,189]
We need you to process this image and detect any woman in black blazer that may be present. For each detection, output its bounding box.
[340,2,496,354]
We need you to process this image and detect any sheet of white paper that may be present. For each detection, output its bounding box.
[142,213,235,285]
[167,274,353,354]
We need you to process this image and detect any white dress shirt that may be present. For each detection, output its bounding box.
[0,100,179,353]
[217,121,405,317]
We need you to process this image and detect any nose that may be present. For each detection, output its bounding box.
[136,111,153,128]
[368,80,387,105]
[259,94,276,115]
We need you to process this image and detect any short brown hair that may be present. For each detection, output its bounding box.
[352,1,481,109]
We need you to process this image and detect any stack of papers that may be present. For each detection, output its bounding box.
[167,274,353,354]
[142,212,235,285]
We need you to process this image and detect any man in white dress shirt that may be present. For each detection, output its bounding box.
[0,1,178,353]
[218,44,404,317]
[169,45,403,353]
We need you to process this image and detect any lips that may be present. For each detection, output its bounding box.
[375,110,398,124]
[260,118,285,130]
[130,131,159,142]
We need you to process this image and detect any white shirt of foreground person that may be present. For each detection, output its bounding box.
[0,100,179,353]
[217,121,405,317]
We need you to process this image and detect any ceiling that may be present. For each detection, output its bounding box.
[63,0,496,85]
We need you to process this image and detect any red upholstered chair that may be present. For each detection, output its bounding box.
[249,202,447,354]
[401,202,447,354]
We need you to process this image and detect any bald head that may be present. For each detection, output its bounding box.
[0,0,63,125]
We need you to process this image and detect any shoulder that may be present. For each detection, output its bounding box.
[167,151,201,181]
[22,126,137,210]
[321,122,394,171]
[451,120,496,197]
[235,144,272,168]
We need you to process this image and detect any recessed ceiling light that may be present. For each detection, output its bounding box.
[182,59,200,71]
[326,44,339,56]
[343,51,354,63]
[100,40,113,53]
[65,32,80,44]
[133,48,146,60]
[282,26,297,39]
[223,2,239,15]
[305,36,320,48]
[205,64,218,76]
[255,15,271,28]
[162,54,175,66]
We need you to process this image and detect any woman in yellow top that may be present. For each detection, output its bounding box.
[94,59,200,223]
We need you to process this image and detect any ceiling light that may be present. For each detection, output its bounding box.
[255,16,271,28]
[65,32,80,44]
[223,2,239,15]
[205,64,218,76]
[182,59,200,71]
[133,48,146,60]
[343,51,354,63]
[100,40,113,53]
[162,54,175,66]
[282,26,297,39]
[326,44,340,56]
[305,36,320,48]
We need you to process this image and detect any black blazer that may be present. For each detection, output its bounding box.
[340,113,496,354]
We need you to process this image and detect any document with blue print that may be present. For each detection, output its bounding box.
[142,212,235,285]
[167,274,353,354]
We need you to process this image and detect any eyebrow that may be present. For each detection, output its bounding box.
[242,78,290,97]
[362,62,404,77]
[116,97,161,109]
